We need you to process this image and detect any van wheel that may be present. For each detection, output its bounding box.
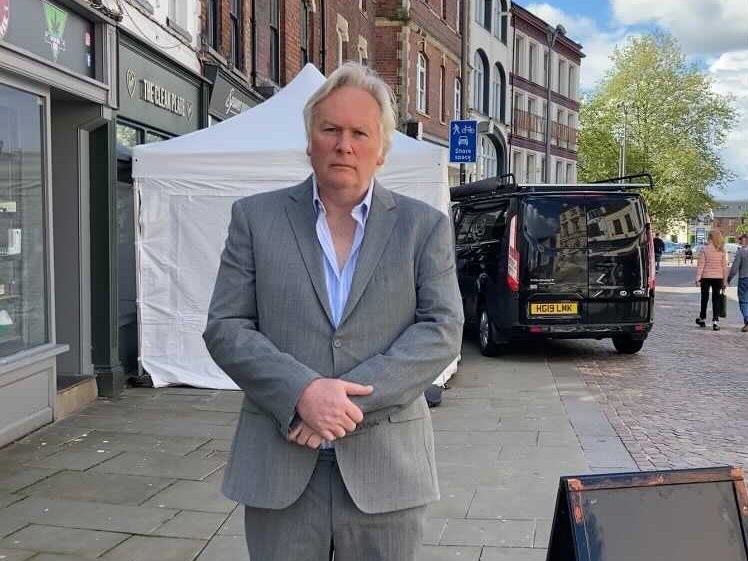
[612,336,645,354]
[479,309,501,356]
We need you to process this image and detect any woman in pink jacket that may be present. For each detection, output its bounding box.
[696,230,728,330]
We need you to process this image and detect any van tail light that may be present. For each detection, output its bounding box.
[646,221,656,289]
[507,215,520,292]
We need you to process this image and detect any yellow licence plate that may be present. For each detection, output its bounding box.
[530,302,579,315]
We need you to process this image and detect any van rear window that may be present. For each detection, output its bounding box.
[524,196,645,249]
[523,198,587,249]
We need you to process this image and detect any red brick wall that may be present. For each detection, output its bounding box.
[199,0,252,74]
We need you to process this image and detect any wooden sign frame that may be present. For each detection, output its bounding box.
[546,466,748,561]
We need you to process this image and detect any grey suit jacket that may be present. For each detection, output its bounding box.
[203,176,464,514]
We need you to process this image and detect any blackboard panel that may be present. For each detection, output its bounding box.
[547,467,748,561]
[580,481,747,561]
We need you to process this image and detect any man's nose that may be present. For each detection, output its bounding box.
[336,131,353,153]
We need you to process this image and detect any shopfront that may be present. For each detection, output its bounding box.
[107,33,207,393]
[204,63,257,125]
[0,0,115,445]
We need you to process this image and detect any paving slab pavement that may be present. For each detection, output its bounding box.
[0,340,629,560]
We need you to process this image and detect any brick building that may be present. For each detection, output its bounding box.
[509,3,583,184]
[374,1,463,153]
[712,201,748,241]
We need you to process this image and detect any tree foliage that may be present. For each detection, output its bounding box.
[577,33,737,232]
[737,211,748,236]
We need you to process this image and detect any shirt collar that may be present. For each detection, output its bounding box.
[312,175,375,224]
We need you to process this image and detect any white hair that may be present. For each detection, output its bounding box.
[303,62,398,156]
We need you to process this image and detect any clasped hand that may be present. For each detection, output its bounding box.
[288,378,373,449]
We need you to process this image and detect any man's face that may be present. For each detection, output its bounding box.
[308,86,385,193]
[741,237,748,247]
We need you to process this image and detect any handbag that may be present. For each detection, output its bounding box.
[719,288,728,318]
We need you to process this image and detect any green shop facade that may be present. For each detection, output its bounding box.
[0,0,208,446]
[0,0,116,446]
[111,33,207,396]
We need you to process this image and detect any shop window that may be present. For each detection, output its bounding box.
[0,84,49,356]
[270,0,280,82]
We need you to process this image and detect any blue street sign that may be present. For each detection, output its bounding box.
[449,120,477,163]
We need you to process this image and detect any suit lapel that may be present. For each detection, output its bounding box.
[285,177,335,326]
[339,182,398,327]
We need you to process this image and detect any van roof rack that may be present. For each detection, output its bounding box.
[451,173,654,202]
[449,173,518,202]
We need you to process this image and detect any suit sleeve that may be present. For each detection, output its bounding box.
[203,200,321,436]
[728,251,741,283]
[340,212,465,414]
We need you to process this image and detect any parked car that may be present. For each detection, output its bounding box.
[451,173,656,356]
[726,242,739,263]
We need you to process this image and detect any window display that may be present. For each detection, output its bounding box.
[0,83,48,356]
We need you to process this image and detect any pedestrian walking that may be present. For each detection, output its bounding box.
[727,233,748,332]
[683,243,693,265]
[203,62,464,561]
[654,233,665,273]
[695,230,728,331]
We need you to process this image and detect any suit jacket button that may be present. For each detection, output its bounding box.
[333,339,342,348]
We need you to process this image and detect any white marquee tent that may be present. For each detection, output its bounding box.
[131,64,455,389]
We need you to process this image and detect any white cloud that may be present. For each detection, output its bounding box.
[525,3,631,90]
[709,51,748,180]
[611,0,748,54]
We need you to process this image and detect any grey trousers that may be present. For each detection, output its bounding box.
[244,449,426,561]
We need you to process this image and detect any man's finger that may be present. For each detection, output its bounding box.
[341,381,374,396]
[318,429,337,441]
[331,425,347,439]
[307,434,323,449]
[344,403,365,424]
[288,424,303,441]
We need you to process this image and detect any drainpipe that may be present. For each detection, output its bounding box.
[460,0,469,184]
[251,0,257,88]
[320,0,326,74]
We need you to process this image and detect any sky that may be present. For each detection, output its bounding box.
[517,0,748,201]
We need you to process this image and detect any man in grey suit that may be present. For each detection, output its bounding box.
[203,62,464,561]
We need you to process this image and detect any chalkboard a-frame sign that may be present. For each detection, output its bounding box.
[546,466,748,561]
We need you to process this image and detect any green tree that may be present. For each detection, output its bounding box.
[737,211,748,235]
[577,33,737,233]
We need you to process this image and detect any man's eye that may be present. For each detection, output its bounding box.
[323,127,337,132]
[354,130,368,137]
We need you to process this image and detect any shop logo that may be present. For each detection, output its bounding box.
[44,1,67,62]
[0,0,9,42]
[185,101,193,119]
[224,87,250,116]
[126,69,137,98]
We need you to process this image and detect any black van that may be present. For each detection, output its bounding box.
[451,174,656,356]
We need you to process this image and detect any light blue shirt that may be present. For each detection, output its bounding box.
[312,176,374,327]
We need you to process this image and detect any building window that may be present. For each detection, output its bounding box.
[270,0,280,82]
[301,1,310,65]
[526,153,536,182]
[359,0,366,13]
[206,0,219,50]
[557,58,567,95]
[568,66,577,100]
[417,52,428,113]
[473,50,489,115]
[528,43,537,83]
[454,78,461,119]
[479,136,497,179]
[456,0,461,32]
[556,160,563,182]
[230,0,242,69]
[494,0,508,43]
[512,150,523,179]
[440,65,446,121]
[482,0,492,30]
[514,36,524,77]
[169,0,186,28]
[540,156,546,183]
[442,0,447,19]
[475,0,485,25]
[566,162,574,184]
[492,69,501,120]
[336,15,349,68]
